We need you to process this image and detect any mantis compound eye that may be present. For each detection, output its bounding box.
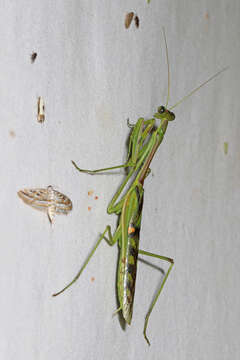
[158,106,165,114]
[170,111,175,120]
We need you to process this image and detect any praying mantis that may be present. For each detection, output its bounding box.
[53,30,227,345]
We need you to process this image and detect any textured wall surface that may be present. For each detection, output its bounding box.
[0,1,239,359]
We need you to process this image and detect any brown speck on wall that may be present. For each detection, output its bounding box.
[224,142,228,155]
[9,130,16,138]
[134,15,139,28]
[31,52,37,63]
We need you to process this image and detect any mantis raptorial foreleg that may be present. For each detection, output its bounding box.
[71,118,155,175]
[138,249,174,345]
[72,118,155,215]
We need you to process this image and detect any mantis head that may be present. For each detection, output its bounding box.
[154,106,175,121]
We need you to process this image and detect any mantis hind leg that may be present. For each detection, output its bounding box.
[52,224,121,297]
[138,249,174,346]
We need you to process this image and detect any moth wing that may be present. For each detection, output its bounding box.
[18,188,50,210]
[53,190,72,214]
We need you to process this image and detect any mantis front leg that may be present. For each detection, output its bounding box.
[72,118,155,214]
[72,118,155,175]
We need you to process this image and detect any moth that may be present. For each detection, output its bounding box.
[37,96,45,123]
[17,185,72,223]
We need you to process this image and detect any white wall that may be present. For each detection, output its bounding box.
[0,1,239,359]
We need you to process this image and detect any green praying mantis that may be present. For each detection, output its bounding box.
[53,30,227,345]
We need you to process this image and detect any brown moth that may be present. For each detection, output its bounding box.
[18,185,72,224]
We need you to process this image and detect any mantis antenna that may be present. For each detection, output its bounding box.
[169,67,229,111]
[162,27,171,108]
[161,29,228,111]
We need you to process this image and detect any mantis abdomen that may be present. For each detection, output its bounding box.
[118,183,144,324]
